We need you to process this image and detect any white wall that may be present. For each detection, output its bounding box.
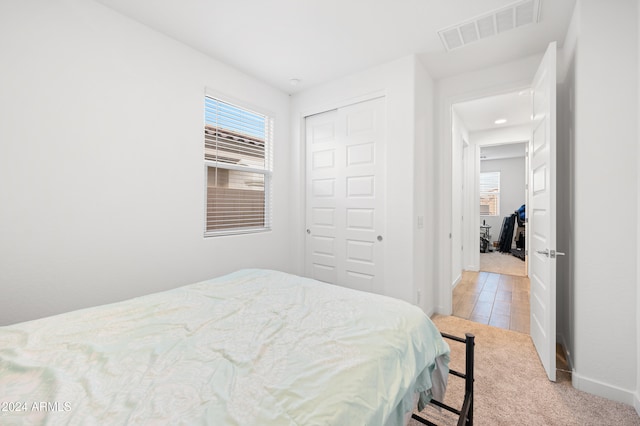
[637,0,640,414]
[479,157,526,237]
[434,56,540,313]
[414,59,436,314]
[450,110,469,287]
[0,0,293,325]
[290,55,436,310]
[462,129,476,272]
[560,0,638,405]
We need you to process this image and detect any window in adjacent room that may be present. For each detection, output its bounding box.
[480,171,500,216]
[204,95,273,236]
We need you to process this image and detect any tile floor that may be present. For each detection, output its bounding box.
[452,271,530,334]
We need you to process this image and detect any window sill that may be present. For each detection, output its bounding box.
[204,228,271,238]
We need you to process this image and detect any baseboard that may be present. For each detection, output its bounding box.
[572,371,635,406]
[559,333,635,408]
[556,333,574,371]
[433,305,452,316]
[451,273,462,290]
[435,274,462,316]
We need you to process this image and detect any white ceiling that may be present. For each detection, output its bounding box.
[453,90,532,132]
[95,0,576,94]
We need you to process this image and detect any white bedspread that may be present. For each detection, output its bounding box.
[0,269,449,425]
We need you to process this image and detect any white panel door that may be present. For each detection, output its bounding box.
[305,97,385,293]
[529,42,557,382]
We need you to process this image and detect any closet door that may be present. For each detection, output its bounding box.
[305,97,385,294]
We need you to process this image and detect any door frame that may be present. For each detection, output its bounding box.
[466,138,530,273]
[438,81,532,315]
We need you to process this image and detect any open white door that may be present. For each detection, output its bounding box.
[529,42,557,381]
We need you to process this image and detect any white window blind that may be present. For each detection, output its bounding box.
[204,96,273,236]
[480,171,500,216]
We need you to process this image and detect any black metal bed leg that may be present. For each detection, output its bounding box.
[465,333,474,426]
[414,331,475,426]
[451,332,475,426]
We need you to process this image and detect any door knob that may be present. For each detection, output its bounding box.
[377,235,383,242]
[306,229,310,234]
[537,249,565,258]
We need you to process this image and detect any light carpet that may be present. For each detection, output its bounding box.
[479,251,526,277]
[410,315,640,426]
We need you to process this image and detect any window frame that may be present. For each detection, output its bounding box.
[203,92,274,237]
[479,171,500,217]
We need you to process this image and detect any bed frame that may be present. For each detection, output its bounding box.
[412,332,475,426]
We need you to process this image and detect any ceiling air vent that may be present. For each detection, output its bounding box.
[438,0,541,51]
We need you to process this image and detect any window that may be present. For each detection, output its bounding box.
[204,96,273,236]
[480,171,500,216]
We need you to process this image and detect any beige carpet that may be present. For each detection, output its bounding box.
[480,252,526,277]
[410,315,640,426]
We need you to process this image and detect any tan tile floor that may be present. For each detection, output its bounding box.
[452,271,530,334]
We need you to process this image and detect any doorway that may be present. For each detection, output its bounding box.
[443,42,558,381]
[478,142,528,277]
[450,90,532,333]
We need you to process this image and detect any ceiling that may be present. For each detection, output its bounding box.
[453,90,532,132]
[95,0,576,94]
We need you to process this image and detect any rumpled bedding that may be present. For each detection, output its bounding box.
[0,269,449,425]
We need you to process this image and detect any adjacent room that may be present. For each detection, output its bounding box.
[1,0,640,424]
[449,91,532,335]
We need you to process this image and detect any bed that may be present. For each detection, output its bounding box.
[0,269,470,425]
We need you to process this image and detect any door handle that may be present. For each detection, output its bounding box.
[537,249,565,258]
[377,235,383,242]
